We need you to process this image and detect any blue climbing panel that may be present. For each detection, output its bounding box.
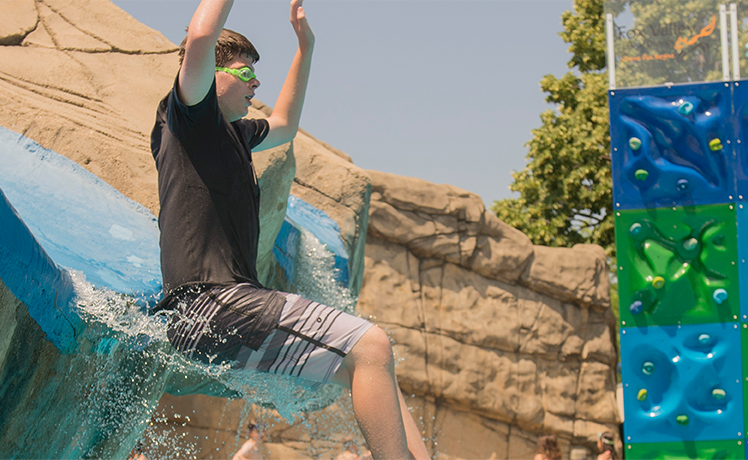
[620,322,744,444]
[609,82,736,211]
[731,82,748,200]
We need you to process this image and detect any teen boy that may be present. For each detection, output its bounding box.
[150,0,429,458]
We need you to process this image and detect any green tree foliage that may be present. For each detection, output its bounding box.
[491,0,615,254]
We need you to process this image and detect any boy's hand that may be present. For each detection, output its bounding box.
[290,0,314,53]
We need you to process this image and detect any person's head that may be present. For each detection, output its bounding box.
[598,432,617,459]
[536,435,561,460]
[179,28,260,68]
[179,28,262,122]
[246,420,265,441]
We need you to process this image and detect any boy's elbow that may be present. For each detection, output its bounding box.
[278,127,298,145]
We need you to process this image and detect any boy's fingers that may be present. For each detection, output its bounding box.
[290,0,302,23]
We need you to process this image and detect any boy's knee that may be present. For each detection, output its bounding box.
[351,326,394,366]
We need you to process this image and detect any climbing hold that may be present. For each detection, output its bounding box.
[709,138,723,151]
[629,137,642,150]
[630,300,644,315]
[683,238,699,251]
[677,179,689,191]
[713,288,728,304]
[629,222,643,236]
[652,276,665,289]
[642,361,655,375]
[678,101,694,116]
[635,169,649,181]
[712,388,726,400]
[676,415,689,425]
[637,389,648,401]
[698,334,711,345]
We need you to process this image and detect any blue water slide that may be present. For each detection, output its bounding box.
[274,195,350,288]
[0,125,351,351]
[0,126,162,299]
[0,126,162,351]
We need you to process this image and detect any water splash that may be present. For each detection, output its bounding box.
[46,225,362,457]
[293,229,358,315]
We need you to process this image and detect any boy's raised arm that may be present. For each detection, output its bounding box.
[178,0,234,106]
[255,0,315,150]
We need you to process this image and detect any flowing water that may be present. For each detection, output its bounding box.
[2,225,361,458]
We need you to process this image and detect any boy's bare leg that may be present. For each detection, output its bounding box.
[397,385,431,459]
[333,327,430,460]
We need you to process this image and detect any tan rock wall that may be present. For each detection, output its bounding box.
[357,171,620,458]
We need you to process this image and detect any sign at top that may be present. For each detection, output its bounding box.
[605,0,747,88]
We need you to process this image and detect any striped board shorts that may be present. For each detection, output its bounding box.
[165,283,373,385]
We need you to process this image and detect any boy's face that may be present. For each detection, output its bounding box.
[216,54,260,122]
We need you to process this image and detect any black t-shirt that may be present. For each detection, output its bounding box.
[151,77,269,293]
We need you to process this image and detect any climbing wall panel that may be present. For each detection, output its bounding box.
[615,204,739,328]
[731,81,748,200]
[610,82,735,211]
[624,439,744,460]
[736,206,748,321]
[610,80,747,455]
[620,322,743,444]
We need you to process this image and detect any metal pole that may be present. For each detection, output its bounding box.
[606,13,616,89]
[731,3,740,80]
[721,4,730,81]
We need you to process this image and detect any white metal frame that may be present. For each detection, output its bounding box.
[721,4,730,81]
[606,3,742,88]
[731,3,740,80]
[606,13,616,89]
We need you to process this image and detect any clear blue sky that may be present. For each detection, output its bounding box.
[112,0,574,206]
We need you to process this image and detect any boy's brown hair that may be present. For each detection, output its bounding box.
[179,28,260,67]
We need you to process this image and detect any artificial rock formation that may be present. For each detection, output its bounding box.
[357,171,618,459]
[0,1,619,459]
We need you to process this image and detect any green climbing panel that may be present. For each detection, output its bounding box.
[625,439,745,460]
[616,204,739,328]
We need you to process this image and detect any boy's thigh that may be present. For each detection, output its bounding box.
[166,283,286,364]
[236,293,373,385]
[166,284,373,385]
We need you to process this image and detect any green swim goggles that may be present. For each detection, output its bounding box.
[215,66,257,82]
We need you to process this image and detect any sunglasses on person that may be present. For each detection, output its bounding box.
[215,66,257,82]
